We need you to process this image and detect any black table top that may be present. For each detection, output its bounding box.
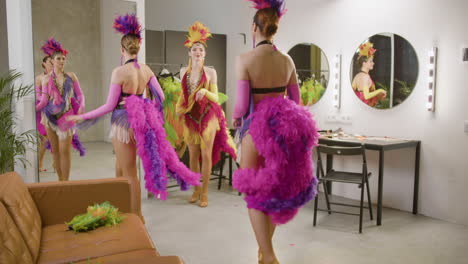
[318,135,420,151]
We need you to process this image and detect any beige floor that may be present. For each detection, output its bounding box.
[39,142,468,264]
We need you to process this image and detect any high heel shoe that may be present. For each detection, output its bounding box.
[260,260,279,264]
[258,250,263,264]
[199,193,208,207]
[189,187,201,203]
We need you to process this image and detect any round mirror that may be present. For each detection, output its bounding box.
[350,33,418,109]
[288,43,330,106]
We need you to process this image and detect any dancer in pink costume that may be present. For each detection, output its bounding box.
[36,38,86,181]
[232,1,319,263]
[67,14,200,220]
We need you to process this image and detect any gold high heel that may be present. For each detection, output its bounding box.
[260,260,279,264]
[189,187,201,203]
[199,193,208,207]
[258,250,263,264]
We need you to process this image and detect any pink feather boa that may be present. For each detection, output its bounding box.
[125,95,201,199]
[233,96,319,224]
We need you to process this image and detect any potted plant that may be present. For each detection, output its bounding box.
[0,70,36,174]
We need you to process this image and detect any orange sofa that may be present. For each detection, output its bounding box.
[0,172,183,264]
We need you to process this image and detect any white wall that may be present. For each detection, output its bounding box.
[283,0,468,226]
[146,0,468,225]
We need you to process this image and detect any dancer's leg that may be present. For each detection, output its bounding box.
[199,128,216,207]
[46,127,61,180]
[58,134,72,181]
[38,135,47,171]
[241,134,278,263]
[112,137,141,218]
[188,143,201,203]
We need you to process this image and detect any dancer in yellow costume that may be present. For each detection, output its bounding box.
[176,22,236,208]
[352,41,387,107]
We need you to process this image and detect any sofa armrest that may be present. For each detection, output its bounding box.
[27,178,135,226]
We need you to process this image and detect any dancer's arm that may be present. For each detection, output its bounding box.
[79,83,121,120]
[69,72,85,113]
[232,80,250,119]
[176,67,187,115]
[36,75,50,111]
[148,76,165,102]
[34,75,43,100]
[286,57,300,104]
[196,68,218,102]
[286,83,300,104]
[67,69,122,122]
[360,77,386,100]
[232,56,250,127]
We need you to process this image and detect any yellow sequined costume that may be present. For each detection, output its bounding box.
[176,69,236,164]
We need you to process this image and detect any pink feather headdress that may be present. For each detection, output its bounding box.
[41,38,68,56]
[113,13,142,42]
[247,0,287,18]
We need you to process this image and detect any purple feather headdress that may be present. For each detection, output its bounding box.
[41,38,68,56]
[247,0,287,18]
[113,14,142,42]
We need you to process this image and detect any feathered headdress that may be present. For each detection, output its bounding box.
[41,38,68,56]
[184,21,212,48]
[247,0,287,18]
[358,41,377,58]
[113,14,142,42]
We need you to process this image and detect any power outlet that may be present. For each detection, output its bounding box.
[465,120,468,132]
[340,115,352,124]
[326,115,337,123]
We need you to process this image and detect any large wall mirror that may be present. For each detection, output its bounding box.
[288,43,330,106]
[350,33,419,109]
[32,0,136,182]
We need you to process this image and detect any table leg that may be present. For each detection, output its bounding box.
[377,150,384,226]
[413,142,421,214]
[326,154,333,194]
[229,156,233,186]
[217,153,225,190]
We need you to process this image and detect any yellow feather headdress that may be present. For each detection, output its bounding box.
[184,21,212,48]
[358,41,377,58]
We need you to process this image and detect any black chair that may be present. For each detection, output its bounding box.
[313,144,373,233]
[213,129,238,190]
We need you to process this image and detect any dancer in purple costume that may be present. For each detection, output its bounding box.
[68,14,200,220]
[232,1,319,263]
[36,38,86,181]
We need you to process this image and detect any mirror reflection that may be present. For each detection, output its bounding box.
[350,33,419,109]
[287,43,329,106]
[33,0,136,181]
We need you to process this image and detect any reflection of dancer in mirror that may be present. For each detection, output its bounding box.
[352,41,387,107]
[68,14,200,220]
[232,1,319,263]
[35,56,53,172]
[36,38,86,181]
[176,22,236,208]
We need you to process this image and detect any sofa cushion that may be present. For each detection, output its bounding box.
[0,201,34,264]
[27,177,133,226]
[0,172,42,263]
[74,249,184,264]
[37,213,154,264]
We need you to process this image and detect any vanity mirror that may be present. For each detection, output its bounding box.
[288,43,330,106]
[350,33,418,109]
